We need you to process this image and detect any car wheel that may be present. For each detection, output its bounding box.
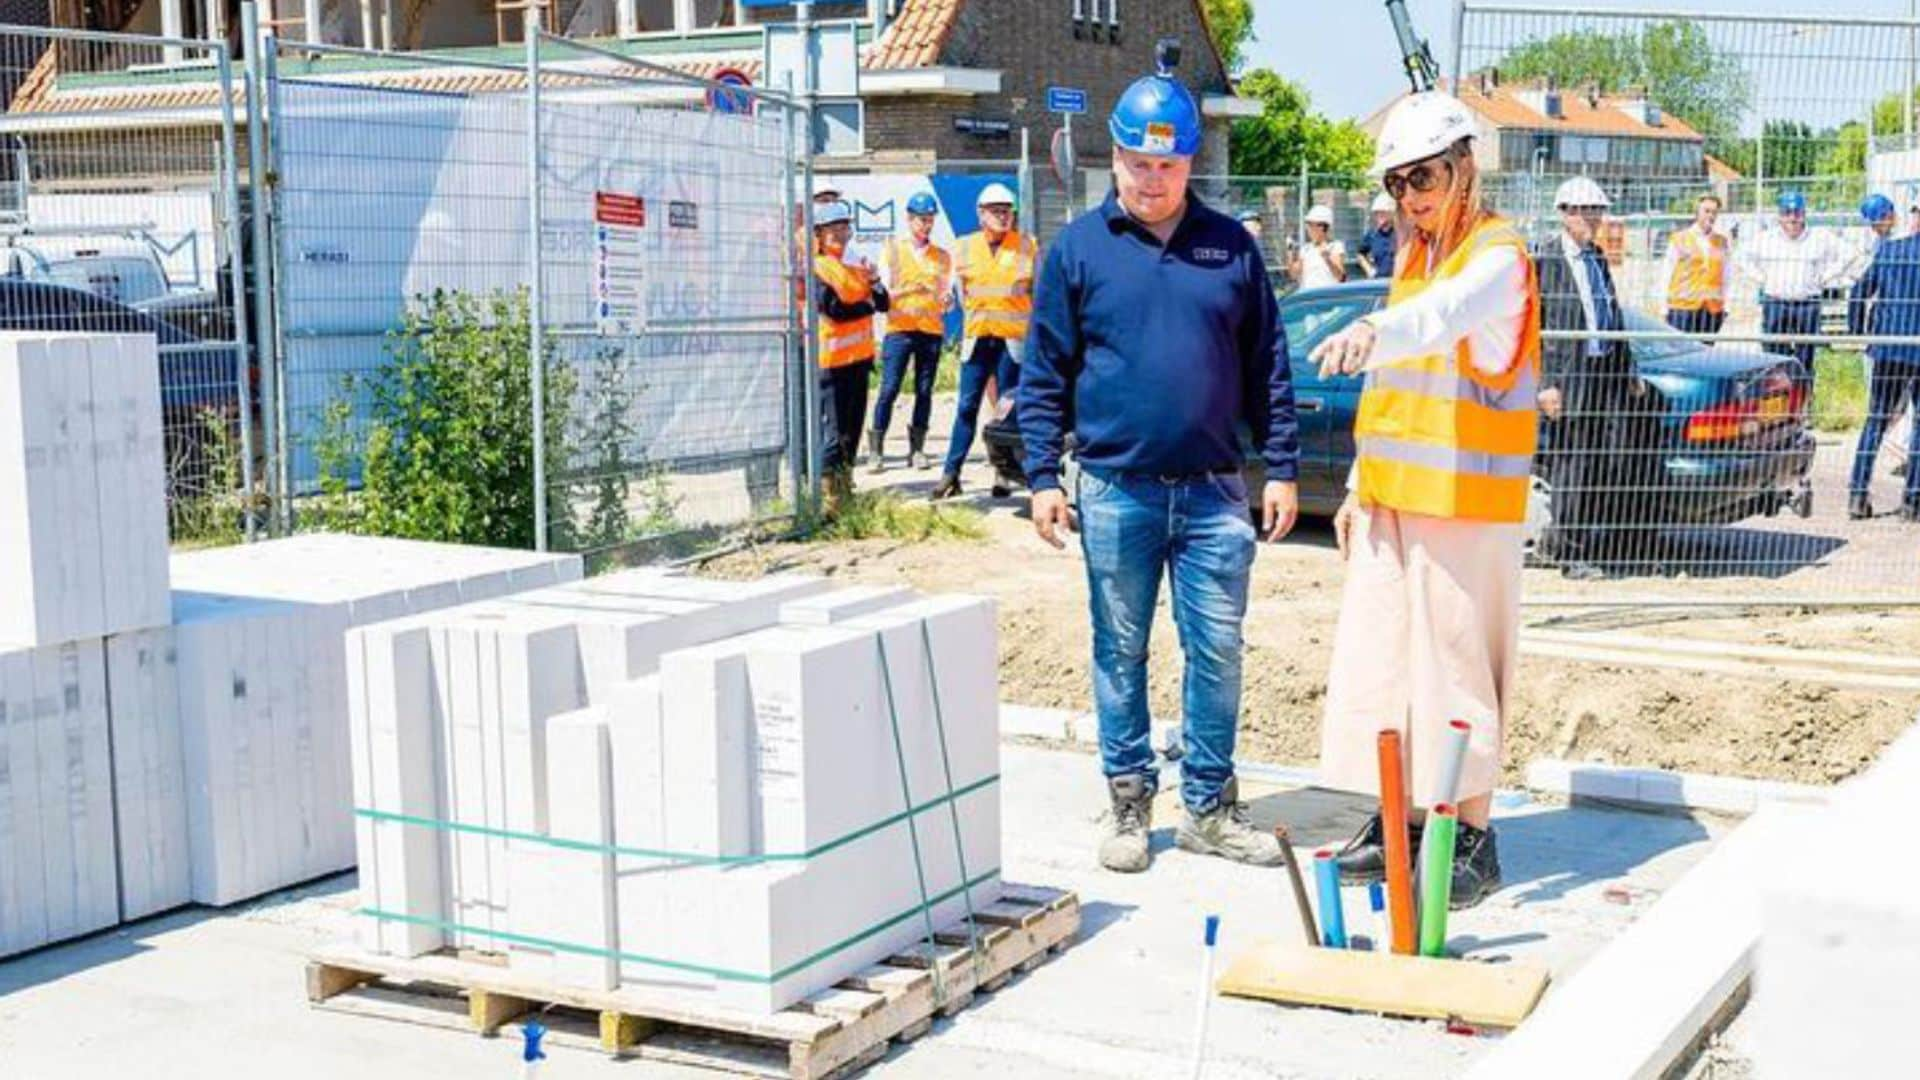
[1522,473,1554,566]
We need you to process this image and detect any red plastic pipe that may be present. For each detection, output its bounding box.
[1379,728,1417,955]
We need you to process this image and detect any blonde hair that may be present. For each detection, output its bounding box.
[1395,139,1491,277]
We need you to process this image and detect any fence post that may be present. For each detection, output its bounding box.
[217,29,257,541]
[1296,159,1309,248]
[242,2,281,537]
[783,75,804,529]
[798,2,822,519]
[525,8,549,552]
[1449,0,1467,92]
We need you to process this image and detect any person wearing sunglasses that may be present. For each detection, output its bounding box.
[1307,90,1542,910]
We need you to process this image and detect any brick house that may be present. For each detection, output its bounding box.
[9,0,1255,184]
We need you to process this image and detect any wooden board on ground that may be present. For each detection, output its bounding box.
[1217,939,1550,1029]
[306,883,1078,1080]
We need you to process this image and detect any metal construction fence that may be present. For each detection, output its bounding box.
[253,17,813,564]
[0,23,257,545]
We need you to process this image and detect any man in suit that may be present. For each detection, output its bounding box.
[1534,176,1637,578]
[1846,223,1920,521]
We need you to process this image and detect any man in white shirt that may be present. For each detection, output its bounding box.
[1734,190,1849,393]
[1289,204,1347,290]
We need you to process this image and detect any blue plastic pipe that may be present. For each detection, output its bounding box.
[1313,850,1348,948]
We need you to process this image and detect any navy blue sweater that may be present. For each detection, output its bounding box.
[1017,192,1298,492]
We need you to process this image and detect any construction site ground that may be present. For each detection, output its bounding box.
[0,742,1730,1079]
[705,405,1920,790]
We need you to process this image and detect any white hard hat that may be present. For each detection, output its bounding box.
[815,200,853,227]
[1553,175,1611,210]
[977,182,1018,208]
[1304,205,1334,226]
[1370,192,1397,214]
[1371,90,1476,175]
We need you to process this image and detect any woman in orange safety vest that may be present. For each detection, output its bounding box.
[1307,90,1542,911]
[813,199,889,501]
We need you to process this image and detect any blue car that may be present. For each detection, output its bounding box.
[1270,279,1816,543]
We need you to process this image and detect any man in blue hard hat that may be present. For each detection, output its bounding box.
[1848,193,1917,510]
[1734,190,1849,394]
[869,191,950,473]
[1020,40,1301,874]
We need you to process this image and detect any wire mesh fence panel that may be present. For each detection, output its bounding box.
[0,25,255,546]
[1291,3,1920,602]
[529,33,804,565]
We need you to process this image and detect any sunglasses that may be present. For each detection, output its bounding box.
[1382,156,1454,200]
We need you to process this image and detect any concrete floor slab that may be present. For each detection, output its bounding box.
[0,744,1730,1080]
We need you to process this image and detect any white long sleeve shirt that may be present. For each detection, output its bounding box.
[1733,226,1849,301]
[1363,242,1529,378]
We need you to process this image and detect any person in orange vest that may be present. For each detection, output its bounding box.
[1308,90,1543,909]
[1663,194,1730,337]
[813,200,889,504]
[931,182,1038,500]
[868,191,951,474]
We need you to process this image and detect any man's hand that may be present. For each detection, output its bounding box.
[1261,480,1299,542]
[1313,320,1378,378]
[1333,493,1360,560]
[1539,385,1563,420]
[1032,488,1076,550]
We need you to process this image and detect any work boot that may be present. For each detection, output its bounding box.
[908,427,931,470]
[1449,822,1503,910]
[867,431,886,475]
[1849,493,1874,520]
[823,467,854,517]
[1098,774,1154,874]
[929,473,962,501]
[1175,779,1286,867]
[1334,813,1423,885]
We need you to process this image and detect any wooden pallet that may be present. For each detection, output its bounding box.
[306,883,1078,1079]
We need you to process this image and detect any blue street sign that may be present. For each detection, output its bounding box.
[1047,86,1088,115]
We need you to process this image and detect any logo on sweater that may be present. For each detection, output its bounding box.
[1192,246,1231,263]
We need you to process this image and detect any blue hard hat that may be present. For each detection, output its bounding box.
[1109,58,1202,157]
[906,192,938,217]
[1777,190,1807,214]
[1861,193,1896,222]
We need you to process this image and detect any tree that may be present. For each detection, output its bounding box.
[1201,0,1256,74]
[1497,20,1750,143]
[1230,69,1374,182]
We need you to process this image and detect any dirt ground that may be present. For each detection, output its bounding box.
[707,506,1918,787]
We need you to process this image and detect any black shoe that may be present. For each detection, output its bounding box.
[1849,494,1874,520]
[1449,822,1503,910]
[929,474,962,501]
[1334,813,1422,885]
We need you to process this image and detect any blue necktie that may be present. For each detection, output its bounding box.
[1582,246,1620,354]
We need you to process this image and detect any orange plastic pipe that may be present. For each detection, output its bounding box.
[1378,728,1417,955]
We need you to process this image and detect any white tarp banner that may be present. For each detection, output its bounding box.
[24,191,219,291]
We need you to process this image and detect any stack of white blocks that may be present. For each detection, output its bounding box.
[1,333,170,958]
[350,570,1003,1013]
[0,331,586,958]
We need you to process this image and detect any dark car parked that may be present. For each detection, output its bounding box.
[986,278,1817,552]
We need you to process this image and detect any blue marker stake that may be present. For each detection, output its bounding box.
[1313,850,1348,948]
[521,1019,547,1079]
[1189,915,1220,1080]
[1368,881,1388,952]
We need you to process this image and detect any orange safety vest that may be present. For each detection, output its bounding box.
[814,254,877,369]
[1354,215,1542,524]
[1666,227,1729,314]
[957,229,1037,342]
[885,236,952,337]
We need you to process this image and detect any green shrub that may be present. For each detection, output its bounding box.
[1811,349,1868,434]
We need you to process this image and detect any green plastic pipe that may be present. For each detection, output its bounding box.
[1418,804,1459,958]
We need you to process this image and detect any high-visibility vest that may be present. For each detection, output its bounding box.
[885,237,952,337]
[814,254,876,369]
[957,230,1037,342]
[1354,215,1541,524]
[1666,227,1729,314]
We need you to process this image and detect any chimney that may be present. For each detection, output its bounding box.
[1479,69,1492,96]
[1586,81,1600,109]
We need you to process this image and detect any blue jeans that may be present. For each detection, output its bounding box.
[1850,358,1920,503]
[941,337,1018,476]
[872,331,942,437]
[1076,467,1256,813]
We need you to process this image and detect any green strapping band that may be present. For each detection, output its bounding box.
[358,866,1001,984]
[354,772,998,865]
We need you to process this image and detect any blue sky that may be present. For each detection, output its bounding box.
[1247,0,1920,124]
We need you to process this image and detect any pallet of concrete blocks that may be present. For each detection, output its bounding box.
[0,640,118,958]
[0,332,171,647]
[104,535,584,917]
[347,572,1002,1014]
